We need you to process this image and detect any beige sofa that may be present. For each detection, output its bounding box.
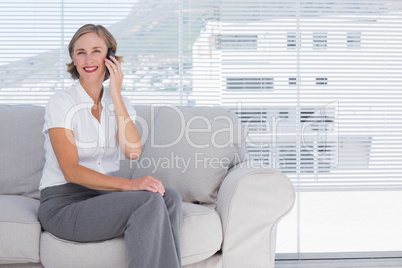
[0,104,295,268]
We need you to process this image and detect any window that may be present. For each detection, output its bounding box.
[236,106,336,173]
[316,77,328,85]
[289,77,297,86]
[313,32,327,49]
[287,32,297,50]
[347,31,362,49]
[220,35,258,50]
[226,77,274,91]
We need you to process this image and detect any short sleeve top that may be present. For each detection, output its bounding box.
[39,82,136,191]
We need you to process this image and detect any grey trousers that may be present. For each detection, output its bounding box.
[38,183,182,268]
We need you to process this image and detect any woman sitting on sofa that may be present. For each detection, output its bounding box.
[37,24,182,268]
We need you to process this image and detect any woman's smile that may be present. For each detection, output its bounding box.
[83,66,98,73]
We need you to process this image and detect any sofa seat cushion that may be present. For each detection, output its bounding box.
[40,202,222,267]
[180,202,222,266]
[0,195,41,265]
[40,233,128,268]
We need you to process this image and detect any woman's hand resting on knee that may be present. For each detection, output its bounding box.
[125,176,165,196]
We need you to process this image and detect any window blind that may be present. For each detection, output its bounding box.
[190,0,402,191]
[1,0,401,191]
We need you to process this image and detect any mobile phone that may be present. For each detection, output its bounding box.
[106,48,116,76]
[106,48,115,60]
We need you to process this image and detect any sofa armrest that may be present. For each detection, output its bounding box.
[216,161,295,268]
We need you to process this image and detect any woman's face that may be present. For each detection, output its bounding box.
[72,32,108,84]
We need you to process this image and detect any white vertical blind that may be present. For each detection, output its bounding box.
[1,0,401,191]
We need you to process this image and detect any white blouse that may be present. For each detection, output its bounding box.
[39,82,136,191]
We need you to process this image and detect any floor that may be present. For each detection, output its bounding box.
[275,258,402,268]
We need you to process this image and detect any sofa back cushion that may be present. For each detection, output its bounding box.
[0,105,45,199]
[131,105,246,204]
[116,105,248,179]
[115,105,160,179]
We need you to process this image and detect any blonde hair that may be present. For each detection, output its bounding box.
[67,24,123,81]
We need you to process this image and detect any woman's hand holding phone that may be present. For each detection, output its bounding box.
[105,48,123,99]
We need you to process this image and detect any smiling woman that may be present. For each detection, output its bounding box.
[37,24,183,268]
